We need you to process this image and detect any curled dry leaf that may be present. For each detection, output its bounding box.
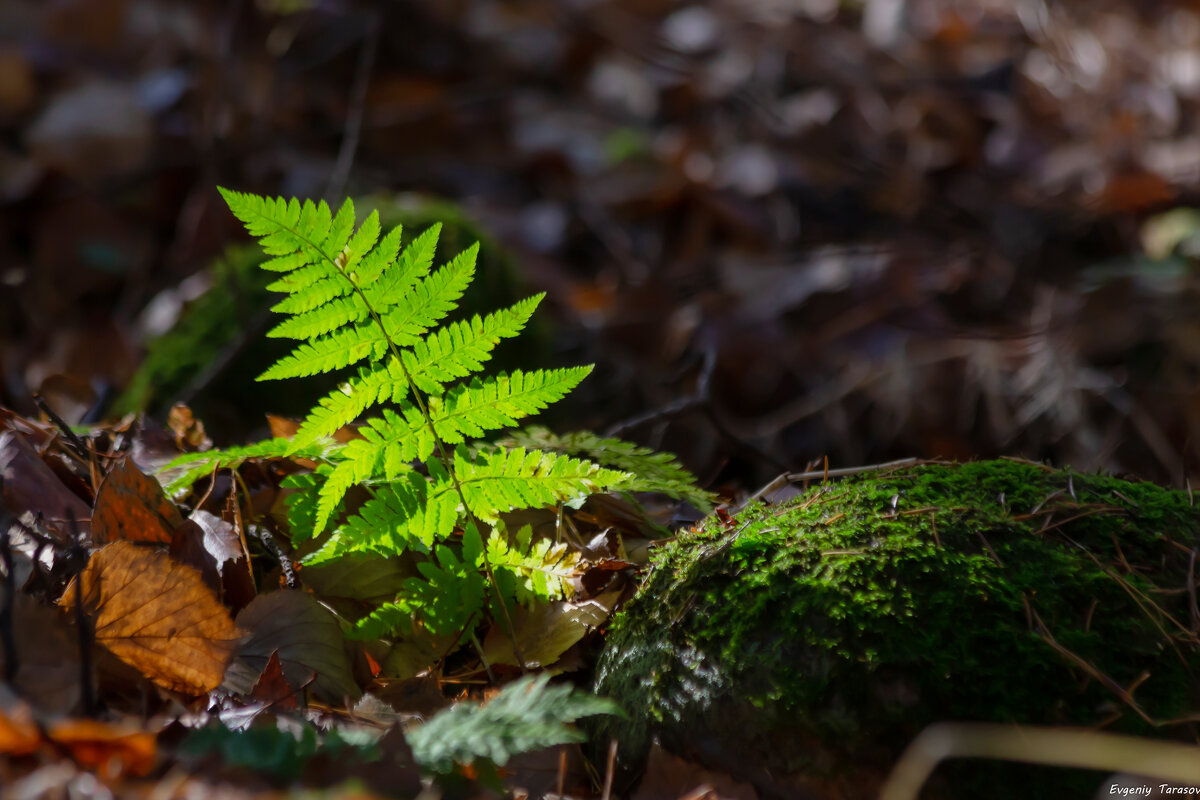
[60,541,241,695]
[91,456,182,544]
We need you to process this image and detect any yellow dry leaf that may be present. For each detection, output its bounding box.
[61,541,241,695]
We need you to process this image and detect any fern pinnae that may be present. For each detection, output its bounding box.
[403,293,544,394]
[200,190,664,657]
[378,242,478,346]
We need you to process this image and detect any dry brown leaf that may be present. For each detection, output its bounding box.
[170,509,254,612]
[60,541,241,695]
[0,429,91,541]
[167,403,212,450]
[225,590,361,704]
[633,743,759,800]
[91,456,182,544]
[0,701,40,756]
[44,717,156,777]
[0,593,82,714]
[249,650,298,710]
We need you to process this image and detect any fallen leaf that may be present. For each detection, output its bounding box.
[481,587,620,670]
[0,429,90,541]
[167,403,212,451]
[60,541,241,695]
[633,743,759,800]
[0,693,155,777]
[249,650,298,710]
[0,593,82,714]
[225,590,361,704]
[92,456,182,544]
[300,553,412,602]
[44,717,156,777]
[170,509,255,611]
[0,700,40,756]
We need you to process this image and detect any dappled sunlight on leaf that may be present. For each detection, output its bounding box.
[482,587,620,670]
[59,541,241,695]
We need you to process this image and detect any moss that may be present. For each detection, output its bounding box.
[592,460,1200,798]
[117,194,546,438]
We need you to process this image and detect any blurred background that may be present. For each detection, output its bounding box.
[4,0,1200,491]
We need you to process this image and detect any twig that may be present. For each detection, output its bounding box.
[1029,606,1153,725]
[255,524,297,589]
[32,393,97,489]
[785,457,920,483]
[880,723,1200,800]
[600,739,618,800]
[556,747,567,799]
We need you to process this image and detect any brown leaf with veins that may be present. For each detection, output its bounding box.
[92,457,182,544]
[60,541,241,695]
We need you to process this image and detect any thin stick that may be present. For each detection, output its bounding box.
[72,547,96,717]
[880,723,1200,800]
[556,746,566,799]
[32,393,97,489]
[785,457,920,483]
[600,739,617,800]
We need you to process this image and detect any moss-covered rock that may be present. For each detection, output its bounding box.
[592,460,1200,799]
[118,194,545,438]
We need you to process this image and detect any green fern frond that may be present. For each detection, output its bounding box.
[258,322,387,381]
[377,242,477,347]
[311,368,592,505]
[456,446,628,523]
[365,223,439,307]
[407,674,620,774]
[267,293,371,341]
[504,425,716,511]
[181,189,655,662]
[351,526,486,639]
[161,438,332,496]
[431,368,592,443]
[319,467,460,553]
[290,365,398,448]
[403,294,544,394]
[487,524,579,606]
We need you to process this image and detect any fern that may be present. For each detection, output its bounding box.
[407,674,620,775]
[504,425,717,511]
[163,438,334,496]
[164,189,646,652]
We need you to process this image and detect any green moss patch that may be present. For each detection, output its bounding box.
[593,459,1200,797]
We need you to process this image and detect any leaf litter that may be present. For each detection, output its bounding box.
[0,403,650,798]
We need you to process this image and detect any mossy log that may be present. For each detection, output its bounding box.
[592,459,1200,799]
